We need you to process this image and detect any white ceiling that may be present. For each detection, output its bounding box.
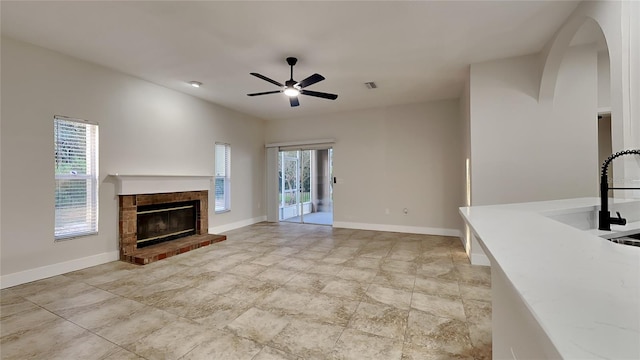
[1,1,580,121]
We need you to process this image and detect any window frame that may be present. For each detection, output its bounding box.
[215,142,231,213]
[54,115,99,240]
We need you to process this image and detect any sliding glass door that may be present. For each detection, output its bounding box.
[278,148,332,225]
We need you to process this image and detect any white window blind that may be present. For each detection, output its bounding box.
[215,143,230,212]
[54,116,99,239]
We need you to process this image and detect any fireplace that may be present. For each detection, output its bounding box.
[118,189,225,264]
[136,200,198,248]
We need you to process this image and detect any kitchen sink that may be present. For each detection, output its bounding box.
[609,232,640,247]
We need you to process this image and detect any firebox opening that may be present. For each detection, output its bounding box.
[136,200,198,248]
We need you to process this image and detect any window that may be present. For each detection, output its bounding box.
[215,143,230,212]
[54,116,99,239]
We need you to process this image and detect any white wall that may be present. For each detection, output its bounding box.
[628,1,640,193]
[470,44,598,206]
[0,37,266,286]
[459,72,488,265]
[459,74,476,256]
[598,50,611,109]
[539,1,639,194]
[265,100,463,236]
[460,76,471,209]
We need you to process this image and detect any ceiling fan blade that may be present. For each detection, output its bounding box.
[250,73,284,87]
[301,89,338,100]
[247,90,282,96]
[289,96,300,107]
[296,73,325,88]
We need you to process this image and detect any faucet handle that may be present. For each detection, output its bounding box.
[612,211,627,226]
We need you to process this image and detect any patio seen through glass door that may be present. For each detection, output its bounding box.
[278,148,333,225]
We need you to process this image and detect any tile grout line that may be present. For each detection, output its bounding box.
[400,255,418,358]
[24,280,147,360]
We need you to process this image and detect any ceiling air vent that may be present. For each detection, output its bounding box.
[364,81,377,89]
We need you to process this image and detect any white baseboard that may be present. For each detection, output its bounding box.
[0,251,119,289]
[470,252,491,266]
[209,216,267,234]
[333,221,461,238]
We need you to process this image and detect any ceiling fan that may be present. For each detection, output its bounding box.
[247,57,338,107]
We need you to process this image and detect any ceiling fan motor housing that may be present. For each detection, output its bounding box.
[285,79,299,88]
[286,57,298,66]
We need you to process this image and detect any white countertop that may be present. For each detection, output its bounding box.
[460,197,640,359]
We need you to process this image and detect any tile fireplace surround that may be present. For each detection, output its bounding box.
[119,190,225,265]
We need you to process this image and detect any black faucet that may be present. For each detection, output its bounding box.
[599,149,640,230]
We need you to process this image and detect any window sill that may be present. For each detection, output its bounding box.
[215,210,231,214]
[55,231,98,242]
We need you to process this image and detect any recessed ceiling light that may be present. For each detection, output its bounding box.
[189,81,202,88]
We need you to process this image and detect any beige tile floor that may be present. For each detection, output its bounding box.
[0,222,492,360]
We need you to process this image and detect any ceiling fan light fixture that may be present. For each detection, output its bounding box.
[284,87,300,97]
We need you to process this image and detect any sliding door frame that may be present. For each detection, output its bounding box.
[265,139,335,225]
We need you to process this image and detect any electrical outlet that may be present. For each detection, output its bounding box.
[385,208,390,215]
[403,208,408,214]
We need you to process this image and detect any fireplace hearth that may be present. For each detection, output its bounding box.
[118,190,225,264]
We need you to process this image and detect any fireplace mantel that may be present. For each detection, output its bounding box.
[110,174,213,195]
